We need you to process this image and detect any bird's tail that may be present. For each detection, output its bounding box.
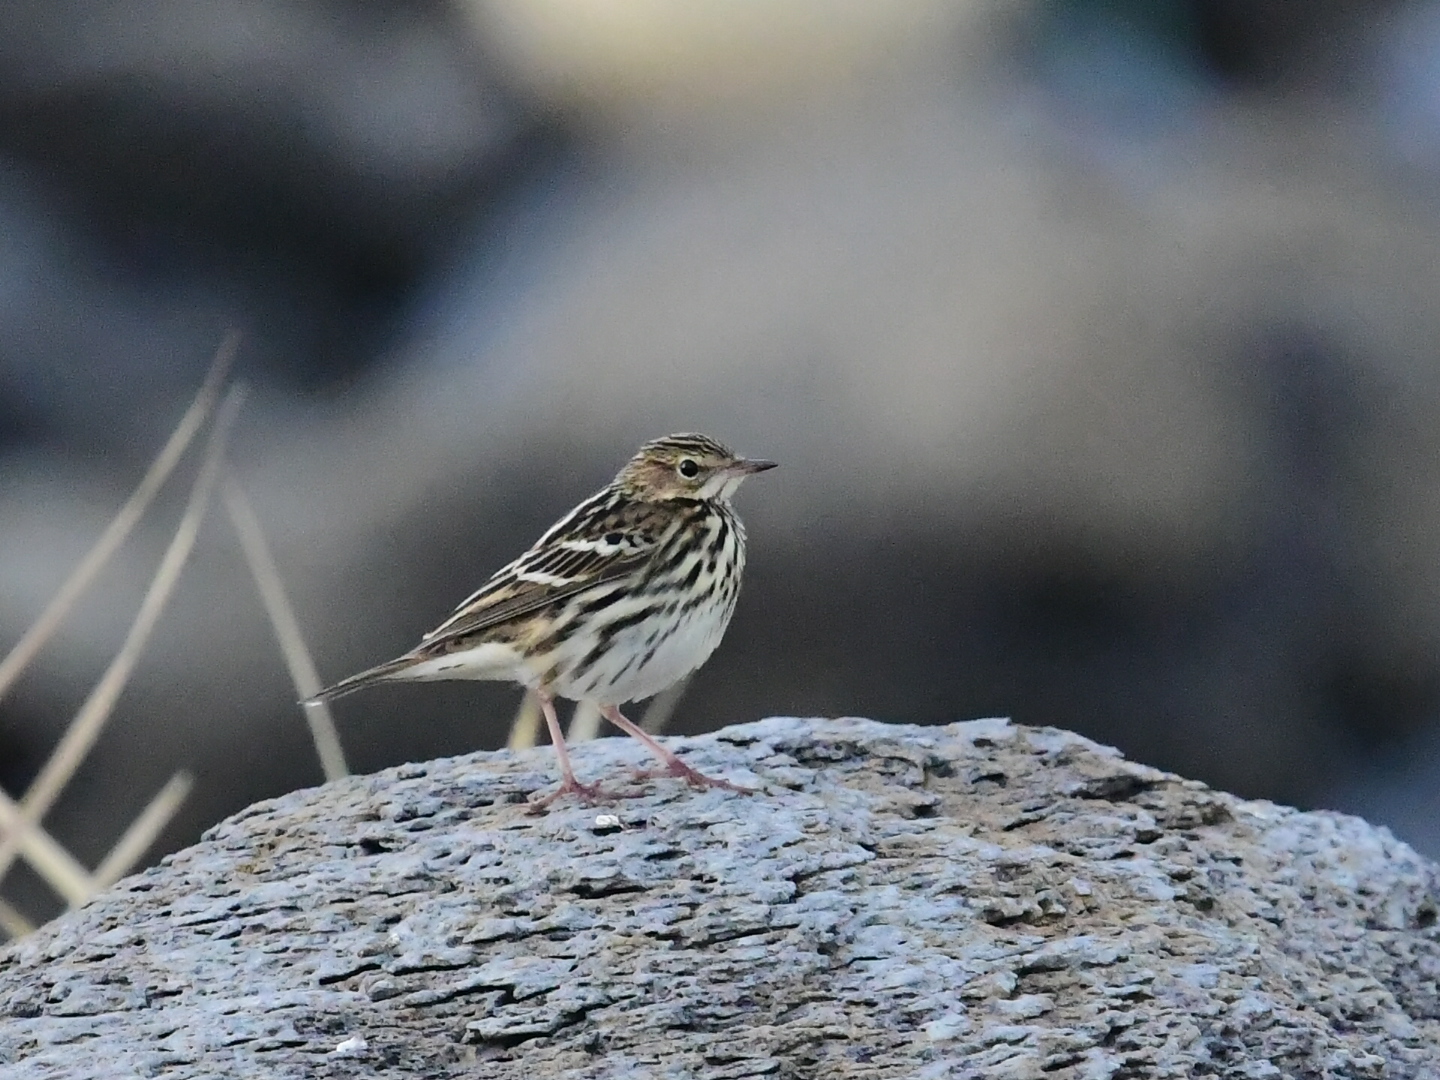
[302,655,417,705]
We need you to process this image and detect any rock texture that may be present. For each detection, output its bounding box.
[1,716,1438,1078]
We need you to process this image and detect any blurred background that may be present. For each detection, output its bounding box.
[4,0,1440,923]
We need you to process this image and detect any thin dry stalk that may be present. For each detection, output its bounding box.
[567,700,601,742]
[0,896,34,941]
[507,691,542,750]
[0,790,93,906]
[0,332,239,706]
[223,477,349,781]
[0,386,246,891]
[640,674,692,735]
[91,771,193,890]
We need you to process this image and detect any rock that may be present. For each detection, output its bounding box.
[0,715,1437,1077]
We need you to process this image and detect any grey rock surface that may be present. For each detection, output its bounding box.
[0,715,1437,1078]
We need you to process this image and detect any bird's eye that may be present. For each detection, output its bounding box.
[678,458,700,478]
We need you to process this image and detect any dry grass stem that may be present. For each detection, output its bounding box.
[506,691,542,750]
[92,771,193,890]
[0,332,239,706]
[0,897,34,941]
[567,700,602,742]
[0,386,246,890]
[223,477,349,781]
[0,790,93,907]
[640,674,692,734]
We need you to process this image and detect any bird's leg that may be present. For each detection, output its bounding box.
[599,705,753,793]
[527,691,608,810]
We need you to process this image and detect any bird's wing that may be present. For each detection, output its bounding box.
[418,491,663,648]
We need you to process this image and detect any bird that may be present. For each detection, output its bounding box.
[306,433,776,806]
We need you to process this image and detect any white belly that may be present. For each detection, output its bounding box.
[553,598,735,704]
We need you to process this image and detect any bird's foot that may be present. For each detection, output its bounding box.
[632,757,755,794]
[526,776,611,813]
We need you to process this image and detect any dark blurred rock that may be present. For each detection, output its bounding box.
[0,0,547,441]
[1022,0,1403,93]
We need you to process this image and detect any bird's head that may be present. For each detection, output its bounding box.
[615,433,777,503]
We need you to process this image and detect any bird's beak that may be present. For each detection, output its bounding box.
[731,458,778,475]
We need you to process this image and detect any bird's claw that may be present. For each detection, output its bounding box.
[632,758,755,794]
[526,777,611,813]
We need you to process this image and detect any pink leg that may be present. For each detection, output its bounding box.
[599,705,753,793]
[526,691,608,811]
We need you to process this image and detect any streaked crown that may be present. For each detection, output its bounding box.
[615,433,777,502]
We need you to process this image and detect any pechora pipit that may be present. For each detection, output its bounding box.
[307,433,776,806]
